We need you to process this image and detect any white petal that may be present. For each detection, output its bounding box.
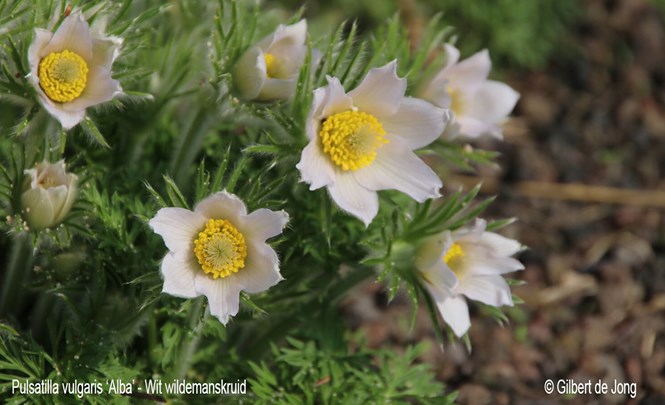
[274,19,307,47]
[28,29,53,75]
[454,116,501,139]
[296,140,336,190]
[266,41,307,79]
[194,275,241,325]
[160,253,198,298]
[38,95,86,130]
[465,80,520,123]
[233,46,266,100]
[468,256,524,275]
[327,172,378,226]
[236,241,283,294]
[422,260,458,291]
[479,231,522,257]
[241,208,289,242]
[444,49,491,95]
[381,97,449,149]
[443,43,461,69]
[439,296,471,337]
[348,61,406,117]
[354,137,441,202]
[21,187,55,229]
[256,78,296,101]
[61,66,122,111]
[91,36,123,69]
[194,191,247,221]
[321,76,353,117]
[457,274,513,307]
[257,20,307,50]
[41,11,94,62]
[149,207,206,256]
[418,43,460,106]
[415,232,451,272]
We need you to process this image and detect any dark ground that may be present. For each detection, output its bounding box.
[342,0,665,403]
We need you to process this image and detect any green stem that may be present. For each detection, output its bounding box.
[0,233,33,319]
[176,297,209,379]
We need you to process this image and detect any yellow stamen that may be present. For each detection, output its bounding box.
[194,219,247,279]
[443,243,466,277]
[319,110,388,171]
[447,86,465,116]
[264,52,279,78]
[38,50,88,103]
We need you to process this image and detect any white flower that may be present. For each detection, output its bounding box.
[233,19,315,101]
[415,219,524,337]
[296,61,449,226]
[28,10,123,130]
[149,191,289,325]
[420,44,519,140]
[21,160,78,230]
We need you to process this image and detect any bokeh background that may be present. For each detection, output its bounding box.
[276,0,665,403]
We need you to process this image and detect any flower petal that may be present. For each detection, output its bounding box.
[354,137,441,202]
[453,116,501,139]
[42,11,94,62]
[257,20,307,50]
[241,208,289,242]
[439,295,471,337]
[160,253,198,298]
[443,43,461,69]
[266,40,307,79]
[444,49,491,95]
[457,274,513,307]
[91,36,123,69]
[467,256,524,276]
[416,231,451,273]
[422,260,458,292]
[194,191,248,221]
[381,97,449,149]
[236,241,283,294]
[465,80,520,124]
[479,231,522,257]
[28,28,53,75]
[296,139,336,190]
[21,187,55,230]
[233,46,266,100]
[321,76,353,117]
[37,95,86,130]
[348,60,406,117]
[149,207,206,256]
[327,172,378,226]
[256,78,296,101]
[194,275,241,325]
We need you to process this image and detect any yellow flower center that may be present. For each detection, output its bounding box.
[319,110,388,171]
[443,243,466,277]
[38,50,89,103]
[264,52,279,78]
[194,219,247,279]
[447,86,466,116]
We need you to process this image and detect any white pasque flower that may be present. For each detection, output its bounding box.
[21,160,78,230]
[416,219,524,337]
[28,10,123,130]
[420,44,519,140]
[233,19,313,101]
[296,61,449,226]
[149,191,289,325]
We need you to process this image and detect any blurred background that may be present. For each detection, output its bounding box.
[271,0,665,403]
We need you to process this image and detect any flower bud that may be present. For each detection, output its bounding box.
[21,160,78,230]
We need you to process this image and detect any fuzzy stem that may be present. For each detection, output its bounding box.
[176,297,209,379]
[0,233,33,318]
